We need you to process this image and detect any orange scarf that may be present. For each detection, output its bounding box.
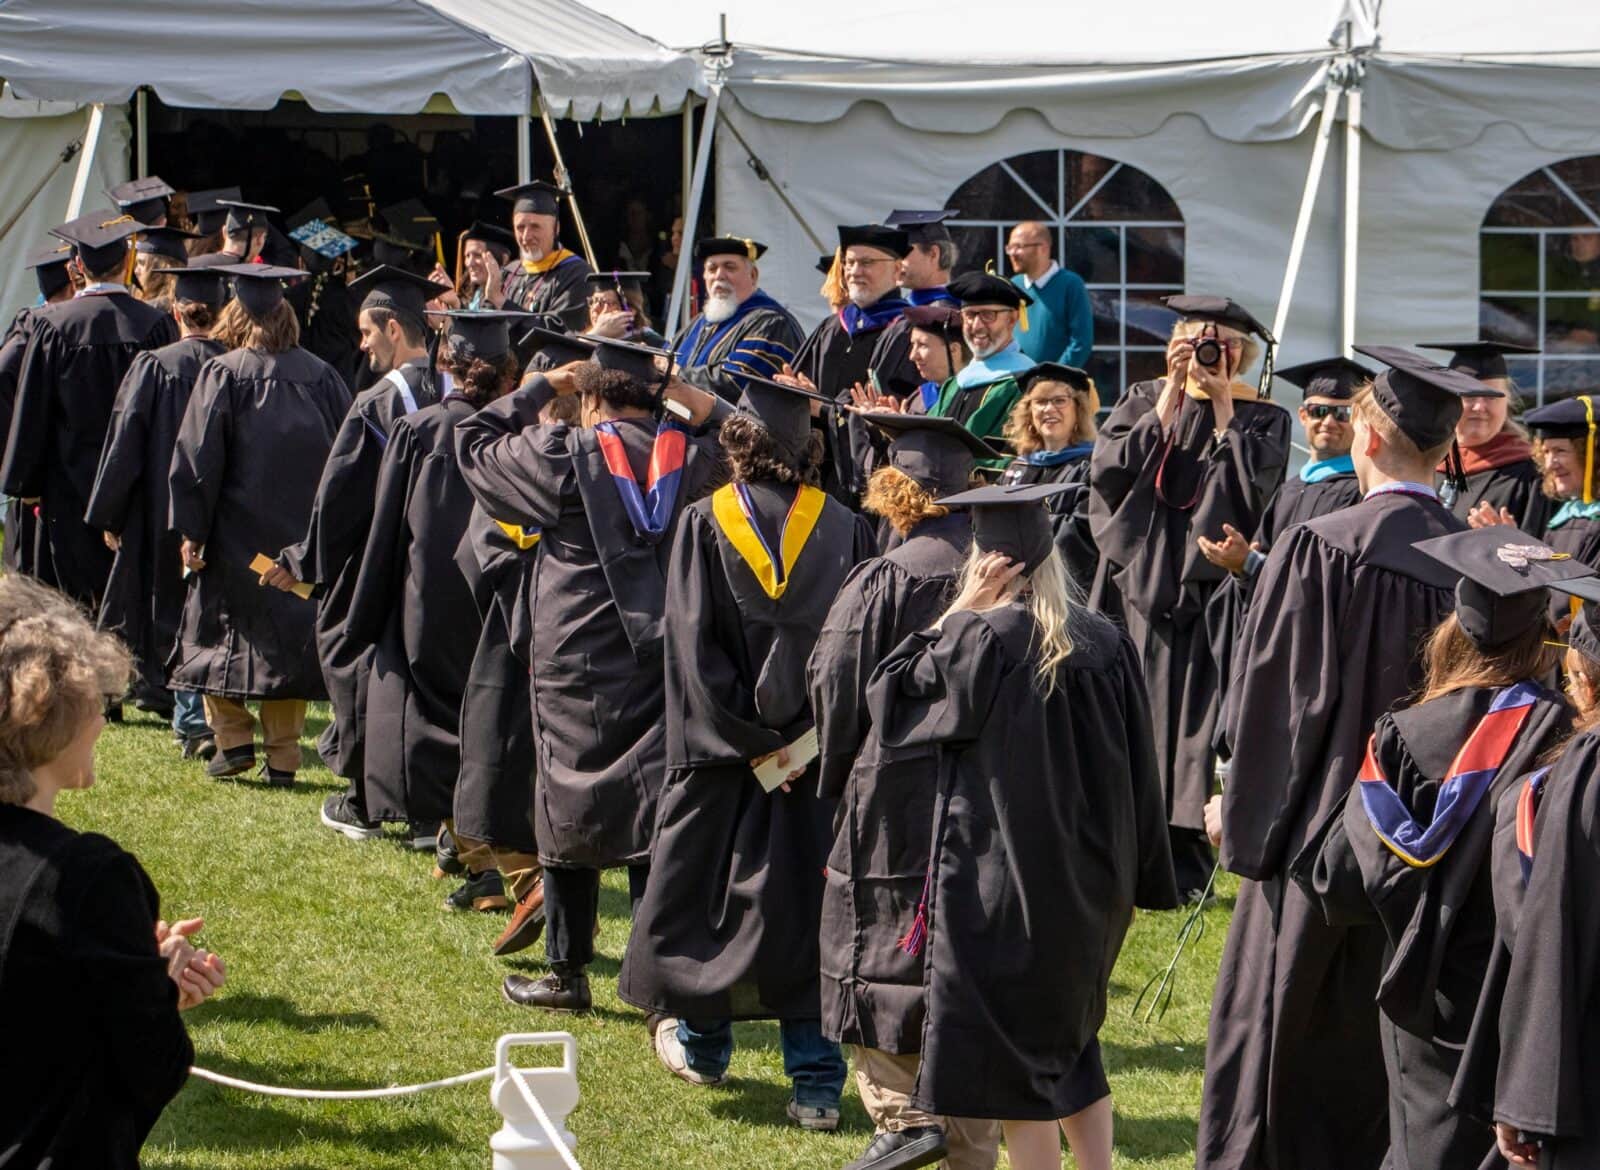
[1439,431,1535,476]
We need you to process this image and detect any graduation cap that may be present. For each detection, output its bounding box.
[1413,526,1600,649]
[432,309,535,362]
[186,186,243,234]
[25,243,74,298]
[286,198,360,263]
[593,335,674,387]
[347,265,450,323]
[494,180,565,218]
[1165,294,1278,396]
[1569,601,1600,664]
[377,199,439,249]
[463,220,516,256]
[586,271,650,296]
[135,226,200,263]
[935,481,1075,574]
[49,209,143,271]
[948,271,1031,311]
[1418,340,1539,383]
[151,265,230,307]
[518,326,597,369]
[259,224,302,269]
[210,263,304,316]
[105,176,174,225]
[736,371,835,466]
[1017,361,1101,417]
[884,209,958,246]
[217,200,279,234]
[1353,345,1502,452]
[858,411,997,497]
[1275,356,1372,402]
[694,236,767,265]
[185,250,241,271]
[814,253,837,277]
[904,303,964,341]
[838,224,911,259]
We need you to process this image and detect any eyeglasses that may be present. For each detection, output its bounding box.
[1030,396,1077,410]
[1305,404,1352,422]
[960,308,1014,325]
[842,257,896,269]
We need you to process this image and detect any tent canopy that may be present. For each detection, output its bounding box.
[0,0,706,119]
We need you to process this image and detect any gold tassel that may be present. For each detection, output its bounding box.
[1584,395,1596,506]
[1018,301,1029,333]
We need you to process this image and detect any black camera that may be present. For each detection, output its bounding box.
[1191,337,1223,368]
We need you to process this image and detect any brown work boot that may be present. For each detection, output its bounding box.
[492,876,546,956]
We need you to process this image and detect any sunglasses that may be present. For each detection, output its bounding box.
[1306,404,1352,422]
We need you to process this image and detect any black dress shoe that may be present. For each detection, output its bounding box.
[259,763,295,788]
[502,966,591,1013]
[206,745,256,778]
[842,1126,949,1170]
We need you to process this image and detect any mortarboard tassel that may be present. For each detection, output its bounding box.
[897,865,934,957]
[1449,439,1469,495]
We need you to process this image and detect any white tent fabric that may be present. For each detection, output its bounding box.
[0,0,705,119]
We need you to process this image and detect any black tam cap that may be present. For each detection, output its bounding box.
[936,482,1074,574]
[1353,345,1503,450]
[814,253,836,276]
[1018,362,1094,395]
[433,309,534,362]
[1418,340,1539,382]
[213,263,304,317]
[105,176,174,225]
[884,209,958,246]
[838,224,911,259]
[187,186,242,235]
[1414,526,1600,649]
[694,237,766,265]
[904,303,963,341]
[348,265,450,324]
[858,411,996,497]
[495,181,564,218]
[151,265,229,307]
[135,226,200,262]
[25,244,73,298]
[1162,294,1275,344]
[49,209,142,272]
[948,271,1031,310]
[463,220,516,257]
[736,372,833,466]
[1274,356,1372,402]
[218,200,279,234]
[1524,395,1598,441]
[1570,602,1600,664]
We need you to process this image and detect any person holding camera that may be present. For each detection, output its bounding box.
[1087,296,1289,899]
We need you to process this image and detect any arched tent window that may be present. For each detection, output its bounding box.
[945,149,1185,398]
[1481,156,1600,404]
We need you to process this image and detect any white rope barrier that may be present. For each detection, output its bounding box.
[188,1064,497,1100]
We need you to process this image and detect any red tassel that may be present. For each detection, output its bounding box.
[897,864,934,957]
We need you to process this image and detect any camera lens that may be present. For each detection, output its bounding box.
[1192,338,1222,367]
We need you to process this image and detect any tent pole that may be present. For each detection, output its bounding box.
[1341,86,1364,358]
[1270,75,1342,351]
[66,103,104,219]
[135,88,148,178]
[516,113,531,184]
[681,95,697,238]
[666,83,722,335]
[538,96,597,269]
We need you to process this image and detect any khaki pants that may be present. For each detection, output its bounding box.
[203,696,307,773]
[853,1045,1002,1170]
[452,829,540,900]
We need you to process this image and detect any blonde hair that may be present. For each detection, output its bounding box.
[1417,612,1555,704]
[1173,318,1261,380]
[940,544,1076,697]
[0,577,131,805]
[861,465,951,536]
[1002,378,1100,456]
[210,298,301,353]
[133,253,176,306]
[1351,385,1454,467]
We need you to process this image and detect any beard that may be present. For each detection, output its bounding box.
[848,285,882,308]
[703,287,740,323]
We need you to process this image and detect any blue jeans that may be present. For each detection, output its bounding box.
[677,1017,846,1108]
[171,691,209,739]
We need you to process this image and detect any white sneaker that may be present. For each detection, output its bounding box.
[787,1099,841,1132]
[652,1016,726,1086]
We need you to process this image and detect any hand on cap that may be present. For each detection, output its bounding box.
[775,364,817,393]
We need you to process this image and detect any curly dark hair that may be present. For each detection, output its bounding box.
[572,363,660,413]
[441,346,518,407]
[718,413,823,487]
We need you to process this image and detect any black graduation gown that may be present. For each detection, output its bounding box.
[0,307,42,577]
[671,297,805,403]
[1441,457,1549,533]
[1197,490,1465,1170]
[278,363,437,779]
[451,504,539,853]
[1299,684,1571,1170]
[618,481,874,1021]
[1088,382,1290,830]
[85,337,227,705]
[866,604,1178,1118]
[1541,509,1600,624]
[999,455,1098,598]
[287,274,363,390]
[345,396,482,824]
[500,254,594,332]
[807,510,969,1053]
[454,376,728,868]
[1,291,177,608]
[168,346,349,699]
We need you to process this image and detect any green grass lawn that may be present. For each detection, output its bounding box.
[70,705,1231,1169]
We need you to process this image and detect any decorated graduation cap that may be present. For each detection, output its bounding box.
[1414,525,1600,650]
[211,263,304,317]
[347,265,450,325]
[287,198,359,265]
[151,265,229,307]
[433,309,535,362]
[25,243,74,298]
[694,236,766,265]
[1163,293,1278,397]
[948,271,1032,311]
[495,180,565,218]
[837,223,911,259]
[135,226,200,263]
[884,209,958,246]
[1525,394,1600,504]
[218,200,278,234]
[736,370,835,466]
[1418,340,1539,383]
[105,176,174,225]
[935,481,1074,574]
[463,219,516,256]
[49,209,143,271]
[1352,344,1502,453]
[858,410,997,497]
[186,186,243,235]
[1274,356,1372,402]
[904,303,964,341]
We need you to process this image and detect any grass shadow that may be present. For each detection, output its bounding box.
[159,1087,455,1154]
[1102,1039,1205,1075]
[1112,1111,1200,1161]
[194,991,381,1033]
[706,1076,872,1134]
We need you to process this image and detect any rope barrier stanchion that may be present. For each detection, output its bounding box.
[187,1064,497,1100]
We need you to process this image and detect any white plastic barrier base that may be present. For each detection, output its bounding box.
[491,1033,582,1170]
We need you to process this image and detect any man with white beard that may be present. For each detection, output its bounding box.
[670,236,803,403]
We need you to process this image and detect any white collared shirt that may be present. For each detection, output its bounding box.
[1020,261,1060,292]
